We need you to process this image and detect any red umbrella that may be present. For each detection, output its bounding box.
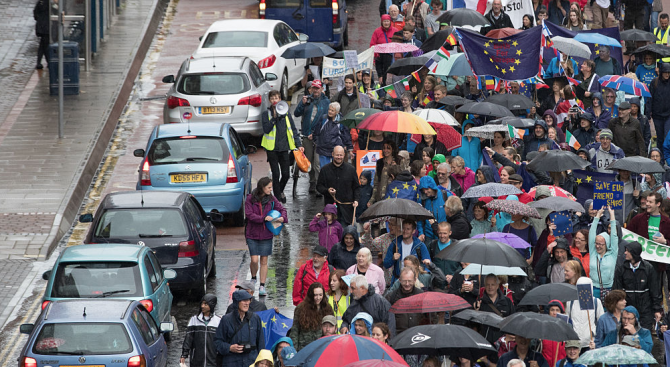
[485,27,522,39]
[527,185,577,201]
[343,361,409,367]
[389,292,471,314]
[429,122,462,151]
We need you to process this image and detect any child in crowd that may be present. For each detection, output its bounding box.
[309,204,343,252]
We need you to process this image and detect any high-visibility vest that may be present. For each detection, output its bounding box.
[261,112,296,151]
[654,26,670,62]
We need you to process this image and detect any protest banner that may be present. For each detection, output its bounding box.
[322,48,374,79]
[593,181,624,210]
[356,150,381,186]
[622,228,670,265]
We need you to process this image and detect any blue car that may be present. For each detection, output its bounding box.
[41,244,175,333]
[18,299,172,367]
[133,123,253,226]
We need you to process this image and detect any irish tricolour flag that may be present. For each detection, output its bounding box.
[566,130,581,150]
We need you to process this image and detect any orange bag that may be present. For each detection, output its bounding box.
[293,149,311,173]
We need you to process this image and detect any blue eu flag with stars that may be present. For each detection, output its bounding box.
[549,211,572,236]
[577,279,595,310]
[256,309,293,349]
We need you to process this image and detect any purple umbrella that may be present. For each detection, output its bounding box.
[472,232,530,249]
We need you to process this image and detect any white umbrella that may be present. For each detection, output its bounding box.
[413,109,460,127]
[461,263,527,276]
[464,124,508,140]
[551,36,592,59]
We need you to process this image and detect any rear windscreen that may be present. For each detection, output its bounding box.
[51,262,143,298]
[178,73,250,95]
[94,209,188,239]
[203,31,268,48]
[266,0,301,7]
[309,0,330,7]
[148,137,229,165]
[34,323,132,355]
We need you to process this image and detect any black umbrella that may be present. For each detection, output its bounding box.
[620,29,657,42]
[436,95,473,107]
[528,196,585,212]
[526,150,591,172]
[436,237,528,268]
[282,42,336,59]
[489,116,536,129]
[390,324,496,359]
[486,94,534,110]
[452,309,504,328]
[421,28,455,52]
[498,312,580,342]
[341,108,382,129]
[632,43,670,59]
[358,198,434,221]
[537,76,569,102]
[456,101,514,118]
[387,54,434,75]
[518,283,578,306]
[436,8,490,27]
[605,156,666,174]
[461,182,522,198]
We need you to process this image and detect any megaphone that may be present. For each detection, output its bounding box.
[275,101,289,115]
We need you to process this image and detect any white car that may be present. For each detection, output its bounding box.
[193,19,307,101]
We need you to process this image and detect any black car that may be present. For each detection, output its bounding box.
[80,191,222,299]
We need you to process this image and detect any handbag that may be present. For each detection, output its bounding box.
[293,149,311,173]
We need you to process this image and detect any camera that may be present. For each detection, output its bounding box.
[242,343,252,354]
[304,96,313,104]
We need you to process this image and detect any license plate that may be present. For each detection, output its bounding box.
[200,106,230,114]
[61,365,105,367]
[171,173,207,183]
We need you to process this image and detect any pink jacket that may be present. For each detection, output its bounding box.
[309,217,343,252]
[346,263,386,295]
[452,167,476,192]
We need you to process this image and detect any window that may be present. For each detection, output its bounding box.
[93,209,188,239]
[273,25,291,48]
[148,137,229,165]
[144,255,159,291]
[51,262,143,298]
[148,252,163,284]
[284,25,299,43]
[202,31,268,48]
[184,198,205,231]
[139,306,160,340]
[266,0,301,6]
[232,130,247,156]
[249,62,265,87]
[178,73,250,95]
[33,323,132,355]
[228,132,243,160]
[131,308,156,345]
[309,0,330,8]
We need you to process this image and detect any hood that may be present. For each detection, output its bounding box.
[323,204,338,215]
[270,337,293,354]
[547,299,565,314]
[381,14,392,27]
[577,148,591,160]
[396,171,414,182]
[542,110,557,126]
[650,148,665,165]
[477,165,496,184]
[592,92,604,106]
[623,305,640,322]
[433,154,446,165]
[342,225,361,247]
[553,237,570,255]
[251,349,274,367]
[532,119,548,139]
[596,231,611,248]
[361,170,373,186]
[462,119,475,134]
[350,312,374,335]
[625,240,643,263]
[201,293,218,313]
[419,176,439,190]
[535,185,552,199]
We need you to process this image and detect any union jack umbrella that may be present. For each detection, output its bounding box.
[598,74,651,97]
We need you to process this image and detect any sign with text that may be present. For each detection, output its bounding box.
[343,50,359,70]
[593,181,624,210]
[622,228,670,265]
[356,150,382,187]
[322,48,374,79]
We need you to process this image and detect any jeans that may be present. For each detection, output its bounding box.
[266,150,291,198]
[319,155,332,169]
[653,115,670,142]
[651,10,659,31]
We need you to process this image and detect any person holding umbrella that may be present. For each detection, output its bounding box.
[370,15,398,85]
[383,219,431,284]
[576,60,600,109]
[448,262,481,306]
[496,335,549,367]
[385,267,424,334]
[475,274,516,344]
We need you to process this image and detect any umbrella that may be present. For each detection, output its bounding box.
[436,8,490,27]
[390,324,496,359]
[435,95,473,107]
[343,361,409,367]
[485,199,541,218]
[633,43,670,59]
[575,344,657,365]
[286,334,406,367]
[461,263,527,276]
[452,309,504,328]
[359,198,434,221]
[431,53,474,77]
[471,232,531,249]
[599,74,651,97]
[620,29,657,42]
[527,185,577,201]
[605,156,666,174]
[463,124,509,140]
[357,111,436,135]
[550,36,592,59]
[435,237,529,267]
[518,283,578,306]
[420,28,455,52]
[527,196,585,212]
[456,102,514,118]
[282,42,336,59]
[374,43,419,54]
[389,292,471,314]
[341,108,382,129]
[486,27,522,39]
[413,109,460,126]
[387,52,436,75]
[462,182,522,198]
[526,150,591,172]
[489,116,535,128]
[498,312,580,342]
[574,33,622,47]
[431,123,463,151]
[486,93,534,110]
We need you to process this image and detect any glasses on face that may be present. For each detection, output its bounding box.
[606,96,615,99]
[622,316,636,322]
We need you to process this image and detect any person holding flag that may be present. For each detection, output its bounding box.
[565,277,604,352]
[571,113,596,151]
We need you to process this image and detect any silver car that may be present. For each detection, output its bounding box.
[162,56,276,136]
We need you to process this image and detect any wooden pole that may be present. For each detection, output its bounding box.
[352,206,356,225]
[586,309,594,344]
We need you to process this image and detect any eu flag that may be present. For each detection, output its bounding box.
[577,278,595,310]
[256,309,293,349]
[549,211,572,236]
[572,169,617,207]
[455,26,543,80]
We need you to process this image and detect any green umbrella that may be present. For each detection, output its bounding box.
[575,345,656,365]
[430,53,473,77]
[341,108,381,128]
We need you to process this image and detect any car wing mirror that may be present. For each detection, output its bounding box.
[209,210,224,223]
[79,214,93,223]
[160,322,174,333]
[42,270,52,280]
[133,149,145,157]
[162,75,175,83]
[163,269,177,280]
[20,324,34,334]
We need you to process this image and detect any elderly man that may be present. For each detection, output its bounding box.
[312,102,354,168]
[317,146,360,226]
[386,267,423,334]
[225,281,267,314]
[482,0,514,33]
[292,246,333,306]
[294,80,331,195]
[497,336,549,367]
[594,46,620,79]
[388,4,405,29]
[346,247,386,295]
[608,101,646,157]
[436,162,463,197]
[339,275,392,334]
[215,290,265,367]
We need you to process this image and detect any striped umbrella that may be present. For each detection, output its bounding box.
[285,335,406,367]
[343,360,409,367]
[357,111,436,135]
[389,292,471,314]
[598,74,651,97]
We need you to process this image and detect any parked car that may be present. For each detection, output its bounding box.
[79,191,220,299]
[18,299,172,367]
[41,244,175,335]
[133,123,254,226]
[162,56,274,137]
[192,19,307,100]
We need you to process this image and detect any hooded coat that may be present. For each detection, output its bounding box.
[452,120,483,172]
[589,217,618,290]
[589,142,625,173]
[385,170,419,201]
[428,154,446,180]
[358,170,373,219]
[452,166,476,193]
[350,312,374,335]
[313,112,353,157]
[309,204,344,252]
[585,93,612,130]
[602,305,654,353]
[329,226,362,270]
[572,120,597,150]
[182,295,222,367]
[417,176,447,240]
[215,308,264,367]
[523,120,554,160]
[542,110,565,144]
[535,238,584,284]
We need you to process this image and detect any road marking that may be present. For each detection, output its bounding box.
[0,289,45,367]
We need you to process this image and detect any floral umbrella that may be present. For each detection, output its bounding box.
[527,185,577,201]
[485,199,541,218]
[374,43,419,54]
[357,111,436,135]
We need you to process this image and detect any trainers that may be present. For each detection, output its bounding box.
[259,285,267,296]
[251,278,257,285]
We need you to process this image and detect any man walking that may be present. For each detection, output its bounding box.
[316,146,360,226]
[295,80,330,195]
[215,290,264,367]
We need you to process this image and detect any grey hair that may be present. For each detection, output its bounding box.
[507,360,526,367]
[358,247,372,264]
[437,162,451,173]
[350,275,368,290]
[445,195,463,214]
[330,102,341,113]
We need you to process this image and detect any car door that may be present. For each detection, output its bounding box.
[227,128,250,193]
[131,307,165,367]
[139,306,168,367]
[249,61,270,109]
[144,252,171,325]
[184,197,213,274]
[280,23,306,86]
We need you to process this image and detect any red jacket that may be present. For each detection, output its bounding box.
[570,245,590,278]
[370,15,397,58]
[292,259,332,306]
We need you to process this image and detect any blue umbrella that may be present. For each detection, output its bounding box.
[430,53,473,76]
[599,74,651,97]
[282,42,336,59]
[574,33,622,47]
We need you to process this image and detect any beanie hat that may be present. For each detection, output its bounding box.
[201,293,218,312]
[625,241,643,263]
[547,299,565,313]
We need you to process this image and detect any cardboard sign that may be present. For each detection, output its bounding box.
[622,228,670,265]
[322,48,374,79]
[343,50,359,70]
[593,181,624,210]
[356,150,382,187]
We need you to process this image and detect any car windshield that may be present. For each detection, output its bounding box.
[148,137,229,165]
[266,0,301,6]
[178,73,249,95]
[51,262,144,298]
[202,31,268,48]
[33,322,132,355]
[93,209,187,239]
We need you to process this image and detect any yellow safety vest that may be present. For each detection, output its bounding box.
[261,112,297,151]
[327,294,351,330]
[654,26,670,62]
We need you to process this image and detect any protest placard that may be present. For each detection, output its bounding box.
[593,181,624,210]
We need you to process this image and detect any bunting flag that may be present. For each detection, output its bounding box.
[541,21,554,48]
[383,84,397,98]
[256,309,293,349]
[566,130,581,150]
[425,58,439,73]
[423,94,433,106]
[566,76,582,86]
[446,33,458,46]
[411,70,422,83]
[436,45,451,60]
[508,124,525,139]
[402,78,410,90]
[456,27,542,80]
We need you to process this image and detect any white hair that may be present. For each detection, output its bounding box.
[508,359,526,367]
[350,275,368,290]
[389,4,399,11]
[329,102,341,113]
[358,247,372,264]
[437,162,451,173]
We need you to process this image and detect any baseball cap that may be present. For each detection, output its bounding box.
[281,346,297,362]
[622,335,641,348]
[313,245,328,257]
[322,315,337,326]
[599,128,613,140]
[362,70,371,76]
[308,79,322,89]
[235,281,255,292]
[565,340,581,349]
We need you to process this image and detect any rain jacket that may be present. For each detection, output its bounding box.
[294,92,331,135]
[385,171,419,201]
[585,93,612,129]
[589,218,618,289]
[346,262,386,295]
[542,110,565,143]
[523,120,553,160]
[350,312,374,335]
[452,167,476,193]
[214,309,264,367]
[602,306,653,353]
[309,206,344,252]
[385,285,423,334]
[446,210,472,240]
[358,170,373,219]
[313,112,353,157]
[417,176,447,240]
[572,120,597,150]
[341,285,392,331]
[182,312,222,367]
[370,15,398,54]
[292,259,333,305]
[648,75,670,120]
[250,350,274,366]
[329,226,362,270]
[383,235,431,283]
[427,237,461,276]
[479,289,516,344]
[608,116,646,157]
[244,194,287,241]
[451,120,482,171]
[588,142,625,173]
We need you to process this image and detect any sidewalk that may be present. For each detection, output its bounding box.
[0,0,168,327]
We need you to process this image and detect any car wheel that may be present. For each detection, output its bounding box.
[208,250,216,278]
[343,27,349,47]
[232,198,246,227]
[280,71,289,101]
[164,330,172,342]
[191,269,207,301]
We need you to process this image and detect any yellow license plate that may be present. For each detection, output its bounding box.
[201,106,230,114]
[171,173,207,183]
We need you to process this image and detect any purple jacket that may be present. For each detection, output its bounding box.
[244,194,288,240]
[308,217,343,252]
